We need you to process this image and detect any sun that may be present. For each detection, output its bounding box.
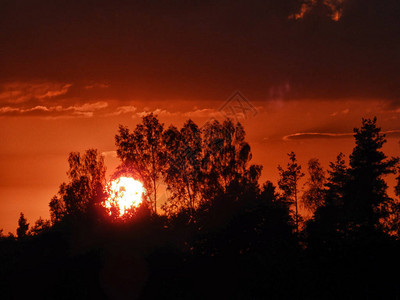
[104,177,145,217]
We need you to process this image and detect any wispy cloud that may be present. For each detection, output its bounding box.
[107,105,137,116]
[135,108,181,118]
[134,107,222,119]
[183,108,217,118]
[84,83,110,89]
[68,101,108,112]
[0,101,108,118]
[331,108,350,117]
[0,82,72,104]
[283,129,400,141]
[283,132,353,140]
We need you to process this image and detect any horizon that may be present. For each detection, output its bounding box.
[1,109,400,233]
[1,0,400,232]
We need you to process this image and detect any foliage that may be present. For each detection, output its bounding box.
[115,113,165,214]
[49,149,107,223]
[302,158,326,212]
[162,120,203,216]
[277,152,304,234]
[29,217,51,236]
[161,118,261,218]
[16,212,29,239]
[202,120,260,198]
[325,152,348,207]
[346,117,398,232]
[307,118,400,250]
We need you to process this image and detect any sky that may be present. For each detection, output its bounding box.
[1,0,400,233]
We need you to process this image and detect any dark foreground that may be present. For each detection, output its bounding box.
[1,208,400,300]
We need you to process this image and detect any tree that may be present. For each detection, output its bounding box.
[325,152,348,207]
[201,119,261,199]
[29,217,51,236]
[305,153,349,246]
[161,118,261,219]
[345,117,398,232]
[302,158,326,213]
[16,212,29,239]
[389,167,400,236]
[162,120,203,217]
[115,113,165,214]
[278,152,304,235]
[308,119,399,245]
[49,149,107,223]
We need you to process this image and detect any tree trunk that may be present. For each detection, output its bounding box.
[153,176,157,215]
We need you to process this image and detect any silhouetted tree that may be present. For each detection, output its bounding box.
[325,152,348,207]
[306,153,349,247]
[278,152,304,235]
[308,118,399,246]
[29,217,51,236]
[260,181,279,202]
[345,117,398,232]
[387,166,400,235]
[161,119,261,218]
[49,195,66,223]
[49,149,107,223]
[202,119,261,200]
[115,113,165,214]
[162,120,203,217]
[302,158,326,212]
[16,212,29,239]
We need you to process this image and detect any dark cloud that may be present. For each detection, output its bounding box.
[0,0,399,102]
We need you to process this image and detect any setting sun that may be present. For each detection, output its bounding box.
[104,177,145,216]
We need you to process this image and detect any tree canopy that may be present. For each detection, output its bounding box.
[2,116,400,299]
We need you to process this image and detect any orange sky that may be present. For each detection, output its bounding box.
[1,0,399,233]
[1,96,400,233]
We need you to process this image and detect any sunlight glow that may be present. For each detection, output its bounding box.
[104,177,145,216]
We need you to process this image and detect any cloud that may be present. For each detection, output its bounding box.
[67,101,108,112]
[0,101,108,118]
[134,105,260,120]
[283,132,353,140]
[135,108,180,118]
[289,0,316,20]
[183,108,217,118]
[290,0,346,21]
[107,105,137,116]
[0,82,72,104]
[331,108,350,117]
[383,130,400,138]
[84,83,110,89]
[283,130,400,141]
[1,103,223,120]
[135,107,223,119]
[0,0,399,103]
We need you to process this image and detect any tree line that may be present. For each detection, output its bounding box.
[16,114,400,238]
[1,115,400,299]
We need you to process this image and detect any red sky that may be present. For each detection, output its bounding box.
[1,0,400,233]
